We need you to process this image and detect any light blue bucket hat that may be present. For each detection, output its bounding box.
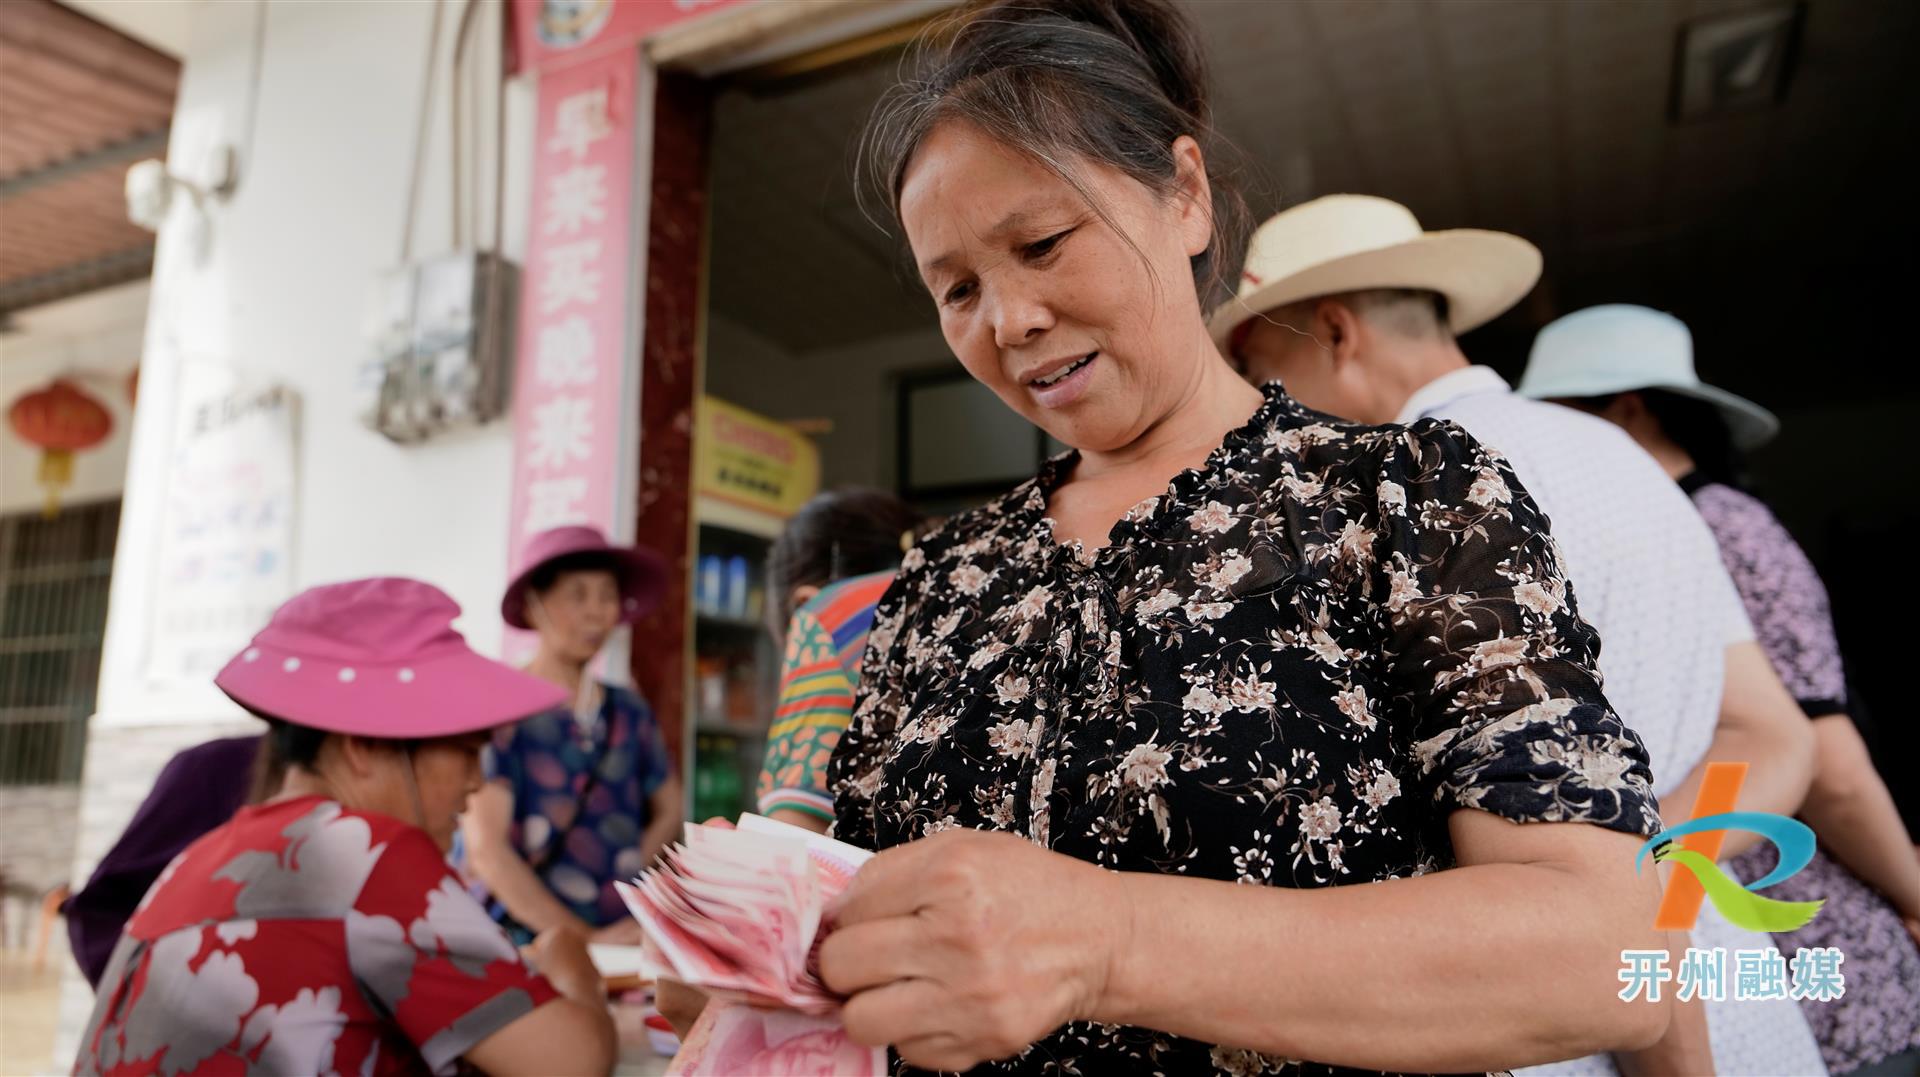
[1517,304,1779,450]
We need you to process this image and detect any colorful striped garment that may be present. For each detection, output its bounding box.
[756,570,895,822]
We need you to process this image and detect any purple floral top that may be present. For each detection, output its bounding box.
[1692,477,1920,1072]
[1686,478,1847,716]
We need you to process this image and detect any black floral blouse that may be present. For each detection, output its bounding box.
[830,384,1658,1077]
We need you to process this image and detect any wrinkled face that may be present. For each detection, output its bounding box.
[898,122,1214,454]
[529,568,622,663]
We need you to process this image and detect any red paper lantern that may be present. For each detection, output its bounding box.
[8,379,113,517]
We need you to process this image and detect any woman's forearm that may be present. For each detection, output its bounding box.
[1661,723,1813,858]
[1667,643,1816,857]
[640,776,684,865]
[1093,856,1668,1071]
[463,812,595,935]
[1802,716,1920,919]
[1614,932,1712,1076]
[1658,722,1810,858]
[482,847,595,935]
[1615,993,1709,1077]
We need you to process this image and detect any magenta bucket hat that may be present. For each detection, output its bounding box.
[500,524,668,631]
[215,577,567,738]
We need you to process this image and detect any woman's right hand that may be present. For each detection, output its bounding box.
[654,978,711,1039]
[590,918,644,945]
[818,829,1126,1072]
[526,925,606,1006]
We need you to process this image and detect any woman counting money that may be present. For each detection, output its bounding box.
[814,2,1674,1074]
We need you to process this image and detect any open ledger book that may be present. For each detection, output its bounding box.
[616,813,887,1076]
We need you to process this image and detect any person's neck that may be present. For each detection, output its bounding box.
[275,767,341,806]
[526,650,589,696]
[1077,336,1265,483]
[1378,338,1474,423]
[1647,441,1697,481]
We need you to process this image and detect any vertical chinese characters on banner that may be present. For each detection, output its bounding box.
[505,48,637,659]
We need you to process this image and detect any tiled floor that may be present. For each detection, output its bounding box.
[0,949,63,1075]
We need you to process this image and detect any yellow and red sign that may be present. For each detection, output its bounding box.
[694,397,819,521]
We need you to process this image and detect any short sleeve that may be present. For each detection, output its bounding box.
[758,608,854,821]
[348,827,558,1071]
[1374,421,1658,837]
[828,565,921,849]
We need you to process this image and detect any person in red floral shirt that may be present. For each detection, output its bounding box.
[75,578,616,1076]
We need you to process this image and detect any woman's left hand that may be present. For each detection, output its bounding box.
[818,828,1129,1071]
[591,918,644,945]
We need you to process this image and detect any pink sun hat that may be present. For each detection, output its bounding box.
[500,524,669,631]
[215,577,566,739]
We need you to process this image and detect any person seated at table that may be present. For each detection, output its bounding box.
[74,577,616,1076]
[464,525,683,944]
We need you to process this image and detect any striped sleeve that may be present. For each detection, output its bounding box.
[756,608,855,821]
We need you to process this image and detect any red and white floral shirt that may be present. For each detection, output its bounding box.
[77,796,558,1075]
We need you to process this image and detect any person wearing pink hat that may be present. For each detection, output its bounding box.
[463,525,682,946]
[74,577,617,1076]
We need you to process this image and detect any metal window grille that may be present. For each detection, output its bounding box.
[0,500,120,786]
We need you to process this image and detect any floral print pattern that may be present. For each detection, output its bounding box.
[1686,480,1847,715]
[485,684,672,930]
[77,797,556,1076]
[1693,479,1920,1073]
[831,384,1658,1076]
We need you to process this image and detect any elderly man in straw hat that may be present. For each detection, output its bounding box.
[1213,196,1825,1077]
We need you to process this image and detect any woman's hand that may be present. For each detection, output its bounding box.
[524,925,607,1008]
[591,918,644,945]
[654,978,712,1040]
[817,829,1129,1072]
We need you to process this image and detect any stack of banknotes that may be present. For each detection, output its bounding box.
[617,814,887,1076]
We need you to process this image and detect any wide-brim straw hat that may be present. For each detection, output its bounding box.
[1517,304,1779,450]
[1210,194,1543,350]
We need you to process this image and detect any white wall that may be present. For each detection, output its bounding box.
[704,316,953,492]
[95,0,533,729]
[0,282,148,515]
[57,0,534,1053]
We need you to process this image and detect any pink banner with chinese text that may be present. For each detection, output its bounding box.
[504,45,638,661]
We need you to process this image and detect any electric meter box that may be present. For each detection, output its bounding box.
[358,251,519,443]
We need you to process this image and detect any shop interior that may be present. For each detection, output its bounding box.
[683,0,1920,824]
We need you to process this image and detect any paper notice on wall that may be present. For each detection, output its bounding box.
[145,362,299,686]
